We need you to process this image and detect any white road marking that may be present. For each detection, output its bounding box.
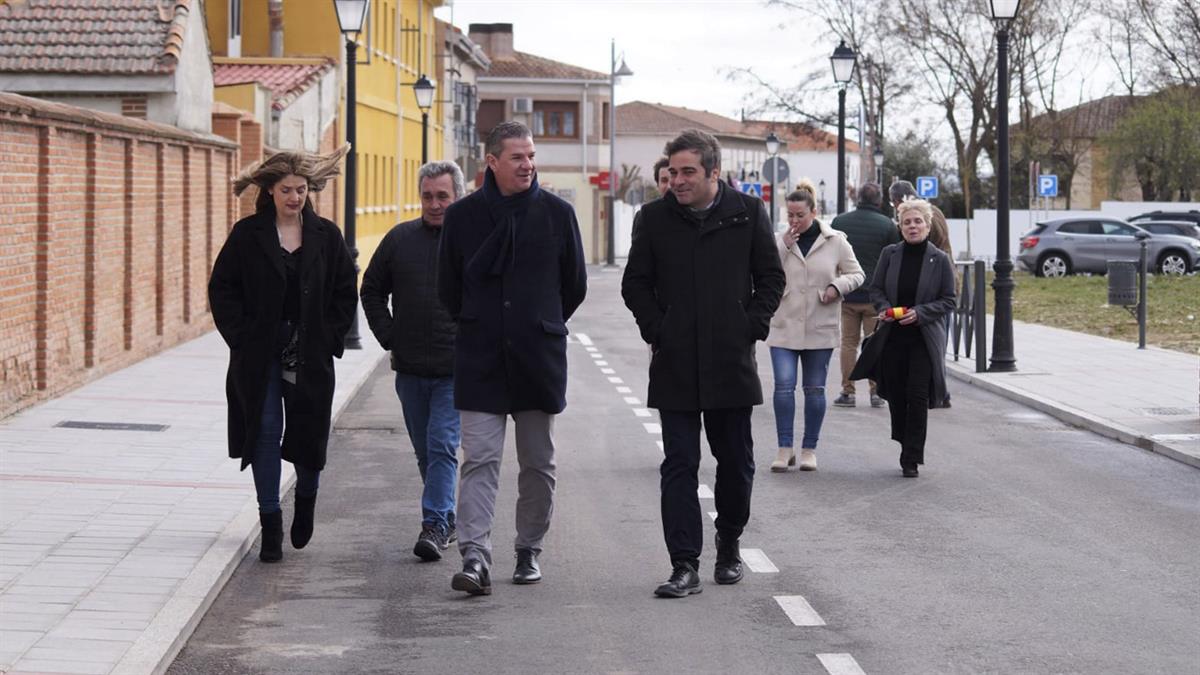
[577,333,594,346]
[656,440,664,450]
[608,377,624,384]
[623,396,641,405]
[590,353,603,359]
[707,511,718,521]
[596,360,608,366]
[633,408,652,417]
[601,368,616,374]
[773,595,826,626]
[585,346,598,352]
[642,422,662,434]
[741,548,779,573]
[817,653,867,675]
[697,484,714,499]
[616,386,632,393]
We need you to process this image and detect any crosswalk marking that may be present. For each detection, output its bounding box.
[773,595,826,626]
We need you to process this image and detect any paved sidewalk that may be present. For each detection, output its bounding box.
[0,326,385,675]
[946,316,1200,469]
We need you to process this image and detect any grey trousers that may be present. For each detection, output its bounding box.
[456,410,556,568]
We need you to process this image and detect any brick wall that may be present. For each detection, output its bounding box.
[0,93,241,418]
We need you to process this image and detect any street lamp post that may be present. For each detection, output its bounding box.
[989,0,1020,372]
[829,40,857,216]
[607,39,633,267]
[413,74,435,164]
[873,142,884,185]
[333,0,370,350]
[765,131,780,226]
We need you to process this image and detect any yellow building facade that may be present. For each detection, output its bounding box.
[206,0,446,265]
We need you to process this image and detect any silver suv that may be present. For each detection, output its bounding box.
[1018,217,1200,277]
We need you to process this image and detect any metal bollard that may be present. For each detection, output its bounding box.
[974,260,987,373]
[1138,236,1148,349]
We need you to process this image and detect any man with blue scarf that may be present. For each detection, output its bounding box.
[438,121,588,596]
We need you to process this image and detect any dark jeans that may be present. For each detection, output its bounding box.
[881,332,932,467]
[659,408,754,568]
[252,358,320,514]
[394,373,460,533]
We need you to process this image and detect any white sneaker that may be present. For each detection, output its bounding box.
[798,449,817,471]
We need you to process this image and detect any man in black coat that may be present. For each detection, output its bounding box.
[361,160,464,563]
[437,121,587,596]
[622,129,785,598]
[830,182,901,409]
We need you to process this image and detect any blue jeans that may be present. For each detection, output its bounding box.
[770,347,833,449]
[395,373,460,533]
[252,359,320,514]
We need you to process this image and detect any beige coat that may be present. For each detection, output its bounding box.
[766,220,865,351]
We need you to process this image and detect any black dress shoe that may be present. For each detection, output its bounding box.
[714,532,744,585]
[654,562,701,598]
[902,464,919,478]
[451,560,492,596]
[512,548,541,584]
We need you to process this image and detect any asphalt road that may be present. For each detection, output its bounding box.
[170,266,1200,675]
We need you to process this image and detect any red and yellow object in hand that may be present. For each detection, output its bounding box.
[889,307,907,319]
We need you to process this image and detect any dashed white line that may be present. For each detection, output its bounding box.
[601,368,616,374]
[585,347,598,352]
[741,548,779,573]
[655,440,664,450]
[632,408,652,417]
[616,386,632,394]
[576,333,594,346]
[590,353,603,359]
[697,484,714,499]
[642,422,662,434]
[707,511,718,521]
[608,377,624,384]
[595,360,609,366]
[773,595,826,626]
[623,396,641,405]
[817,653,866,675]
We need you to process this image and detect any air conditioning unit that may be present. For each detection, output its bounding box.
[512,97,533,114]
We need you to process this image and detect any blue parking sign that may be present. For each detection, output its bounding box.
[917,176,938,198]
[1038,175,1058,197]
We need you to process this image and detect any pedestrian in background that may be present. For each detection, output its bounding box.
[767,180,864,473]
[208,146,357,563]
[361,161,465,563]
[653,156,670,198]
[853,198,956,477]
[438,121,587,596]
[622,129,784,598]
[830,182,900,409]
[890,180,955,408]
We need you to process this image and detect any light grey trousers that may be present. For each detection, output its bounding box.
[457,410,556,568]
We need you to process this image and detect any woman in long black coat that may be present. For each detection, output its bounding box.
[208,146,357,562]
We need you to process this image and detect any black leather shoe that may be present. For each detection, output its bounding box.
[654,562,701,598]
[451,560,492,596]
[512,548,542,585]
[902,464,919,478]
[714,532,744,585]
[259,511,283,563]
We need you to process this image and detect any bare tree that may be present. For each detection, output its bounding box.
[1095,0,1147,96]
[1135,0,1200,87]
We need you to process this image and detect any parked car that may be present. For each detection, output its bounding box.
[1017,217,1200,277]
[1136,220,1200,241]
[1129,210,1200,228]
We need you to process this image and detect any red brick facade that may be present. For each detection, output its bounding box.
[0,93,241,418]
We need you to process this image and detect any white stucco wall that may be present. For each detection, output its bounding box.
[172,3,214,133]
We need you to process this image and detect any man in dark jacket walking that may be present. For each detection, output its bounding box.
[622,129,785,598]
[361,160,465,562]
[438,121,587,596]
[830,182,900,408]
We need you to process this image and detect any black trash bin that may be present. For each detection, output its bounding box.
[1107,261,1138,306]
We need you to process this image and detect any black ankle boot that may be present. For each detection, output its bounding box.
[259,511,283,562]
[714,532,744,585]
[291,494,316,549]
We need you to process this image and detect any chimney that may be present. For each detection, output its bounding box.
[268,0,284,57]
[468,23,514,59]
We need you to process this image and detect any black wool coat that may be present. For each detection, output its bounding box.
[361,218,456,377]
[622,182,785,411]
[437,170,587,415]
[208,209,358,471]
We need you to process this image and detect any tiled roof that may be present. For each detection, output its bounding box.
[213,59,336,111]
[0,0,194,75]
[1021,94,1140,139]
[617,101,745,135]
[484,50,607,81]
[742,119,859,153]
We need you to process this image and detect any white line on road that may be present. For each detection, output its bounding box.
[697,484,714,499]
[590,353,603,359]
[817,653,866,675]
[585,346,598,352]
[707,511,717,521]
[608,377,624,384]
[596,360,608,366]
[633,408,652,417]
[741,548,779,573]
[642,422,662,434]
[601,368,615,374]
[656,440,663,450]
[616,386,632,393]
[623,396,641,405]
[773,595,826,626]
[577,333,594,346]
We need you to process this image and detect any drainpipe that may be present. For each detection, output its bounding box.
[268,0,283,57]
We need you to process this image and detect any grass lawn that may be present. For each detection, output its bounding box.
[974,271,1200,354]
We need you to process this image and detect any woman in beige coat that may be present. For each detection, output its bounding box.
[767,183,864,472]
